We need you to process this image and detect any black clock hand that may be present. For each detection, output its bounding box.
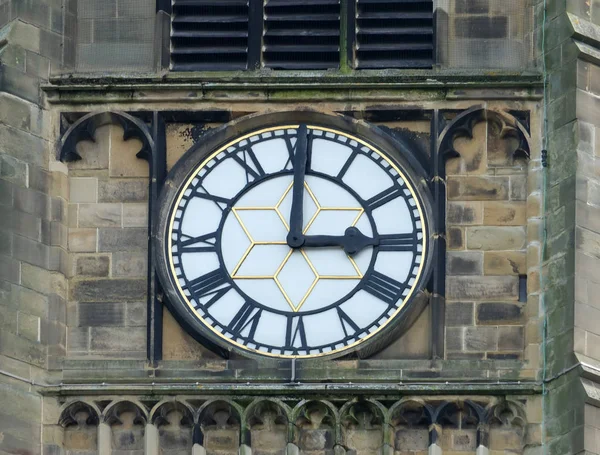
[302,227,379,255]
[287,124,308,248]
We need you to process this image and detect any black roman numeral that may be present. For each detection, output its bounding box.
[228,302,262,339]
[178,232,218,253]
[366,185,403,210]
[336,307,360,338]
[283,133,296,169]
[184,269,231,309]
[285,316,308,350]
[194,188,232,211]
[362,271,406,305]
[337,150,359,179]
[232,147,266,183]
[378,233,416,252]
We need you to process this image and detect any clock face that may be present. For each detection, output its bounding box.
[160,123,429,358]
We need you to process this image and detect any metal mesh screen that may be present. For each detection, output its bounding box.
[435,0,534,69]
[74,0,155,73]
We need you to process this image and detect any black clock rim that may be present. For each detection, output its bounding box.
[154,111,436,360]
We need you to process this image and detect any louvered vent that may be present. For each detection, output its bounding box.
[356,0,434,69]
[171,0,249,71]
[263,0,340,70]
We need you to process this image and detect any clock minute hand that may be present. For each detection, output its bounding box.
[287,124,308,249]
[302,227,379,255]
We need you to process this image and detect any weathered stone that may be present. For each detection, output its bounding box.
[447,176,509,201]
[447,251,483,275]
[122,203,147,228]
[445,327,464,351]
[447,121,487,175]
[71,124,110,170]
[0,154,29,186]
[483,251,527,275]
[464,326,498,351]
[498,326,524,350]
[477,302,524,325]
[0,92,31,130]
[69,177,97,203]
[447,201,483,225]
[74,254,110,277]
[98,228,147,252]
[445,302,474,326]
[78,203,122,227]
[0,122,46,167]
[466,227,527,250]
[68,228,97,253]
[78,302,125,326]
[112,251,147,277]
[510,175,528,201]
[98,179,148,202]
[12,234,53,269]
[483,201,526,226]
[67,327,89,352]
[125,302,146,327]
[109,125,149,178]
[446,276,519,300]
[13,186,49,219]
[0,254,20,283]
[447,227,464,250]
[0,209,41,240]
[17,311,39,342]
[90,326,146,351]
[70,278,146,302]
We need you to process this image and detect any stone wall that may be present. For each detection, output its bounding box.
[0,1,69,454]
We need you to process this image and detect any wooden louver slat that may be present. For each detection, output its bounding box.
[171,0,249,71]
[356,0,434,69]
[263,0,341,70]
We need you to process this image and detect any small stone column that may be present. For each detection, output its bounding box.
[144,423,159,455]
[428,423,442,455]
[98,422,111,455]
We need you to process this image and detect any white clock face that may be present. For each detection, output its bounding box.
[165,125,427,358]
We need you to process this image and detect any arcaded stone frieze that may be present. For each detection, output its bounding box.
[48,396,538,454]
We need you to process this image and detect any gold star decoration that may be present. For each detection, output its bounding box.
[230,181,365,312]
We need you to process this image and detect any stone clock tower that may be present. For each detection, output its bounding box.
[1,0,599,454]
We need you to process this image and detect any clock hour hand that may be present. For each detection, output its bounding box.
[287,124,308,249]
[302,227,379,255]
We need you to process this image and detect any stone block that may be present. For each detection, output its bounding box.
[8,283,49,318]
[483,201,526,226]
[509,175,528,201]
[498,326,524,350]
[74,254,110,277]
[447,227,464,250]
[446,276,519,301]
[446,121,487,175]
[577,201,600,234]
[122,203,147,228]
[166,123,196,171]
[447,251,483,275]
[21,263,67,299]
[50,196,67,223]
[9,20,41,53]
[70,278,146,302]
[39,28,62,64]
[98,179,148,202]
[112,251,147,277]
[483,251,527,275]
[0,93,31,130]
[17,311,39,342]
[67,327,89,352]
[28,165,50,195]
[0,154,28,186]
[68,228,97,253]
[98,228,147,252]
[78,302,125,327]
[12,234,52,269]
[576,302,600,337]
[447,176,509,200]
[446,327,464,351]
[0,230,12,255]
[1,64,40,104]
[78,203,121,227]
[162,308,213,360]
[90,326,146,351]
[577,226,600,259]
[0,179,13,207]
[25,50,49,79]
[69,177,97,203]
[445,302,474,326]
[125,302,146,327]
[464,326,498,351]
[13,186,49,219]
[447,201,483,225]
[0,330,45,366]
[0,209,41,241]
[466,226,527,250]
[476,302,524,325]
[109,125,149,178]
[0,44,26,71]
[41,220,68,248]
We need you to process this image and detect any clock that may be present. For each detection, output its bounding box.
[156,113,434,359]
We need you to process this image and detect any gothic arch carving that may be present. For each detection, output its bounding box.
[58,110,155,163]
[292,400,339,453]
[103,400,148,451]
[151,400,195,451]
[198,399,243,452]
[59,400,100,427]
[438,106,531,162]
[340,399,386,453]
[59,401,99,452]
[389,398,432,452]
[245,399,290,453]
